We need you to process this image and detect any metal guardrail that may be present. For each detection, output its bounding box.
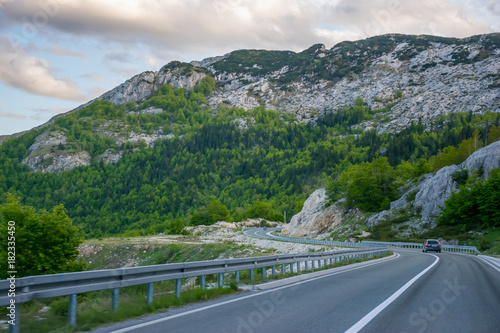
[361,241,480,254]
[245,228,480,255]
[265,235,367,248]
[244,228,369,248]
[1,246,388,331]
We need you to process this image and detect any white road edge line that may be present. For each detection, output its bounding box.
[477,255,500,273]
[345,254,440,333]
[108,253,400,333]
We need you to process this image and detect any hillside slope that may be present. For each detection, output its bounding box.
[2,33,498,174]
[94,34,500,131]
[288,140,500,239]
[0,33,499,239]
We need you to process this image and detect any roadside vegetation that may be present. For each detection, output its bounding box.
[0,245,391,333]
[1,78,499,239]
[0,196,86,279]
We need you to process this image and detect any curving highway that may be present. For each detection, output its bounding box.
[93,230,500,333]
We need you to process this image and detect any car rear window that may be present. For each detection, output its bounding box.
[428,240,439,244]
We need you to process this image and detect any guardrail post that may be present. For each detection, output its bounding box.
[112,288,119,312]
[201,275,206,290]
[8,303,19,333]
[297,262,301,272]
[147,283,154,305]
[281,263,285,275]
[175,279,181,298]
[218,273,224,287]
[272,266,276,277]
[312,260,316,270]
[290,263,294,273]
[261,267,266,280]
[250,269,254,281]
[234,271,239,283]
[324,259,327,266]
[68,294,77,326]
[318,260,321,268]
[305,261,309,270]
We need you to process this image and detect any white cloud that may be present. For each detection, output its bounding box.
[313,28,364,46]
[0,0,496,55]
[46,45,86,59]
[0,0,324,53]
[0,35,85,101]
[321,0,495,40]
[26,105,68,121]
[80,72,105,82]
[0,111,25,119]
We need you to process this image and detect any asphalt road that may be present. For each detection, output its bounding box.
[243,228,283,239]
[95,234,500,333]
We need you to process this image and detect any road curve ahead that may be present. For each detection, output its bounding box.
[243,228,284,240]
[94,250,500,333]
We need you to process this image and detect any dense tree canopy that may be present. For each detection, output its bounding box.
[327,157,398,212]
[437,168,500,229]
[189,200,230,226]
[0,196,86,278]
[0,80,498,237]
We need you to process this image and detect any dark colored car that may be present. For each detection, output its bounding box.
[422,239,441,252]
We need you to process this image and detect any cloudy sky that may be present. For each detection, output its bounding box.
[0,0,498,135]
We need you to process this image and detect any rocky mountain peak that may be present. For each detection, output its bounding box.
[7,33,499,173]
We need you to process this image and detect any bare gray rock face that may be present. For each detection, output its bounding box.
[23,151,91,173]
[96,67,206,105]
[462,140,500,178]
[413,165,460,223]
[291,140,500,236]
[54,33,498,135]
[9,34,500,175]
[288,188,327,234]
[22,129,91,173]
[288,189,343,237]
[413,140,500,223]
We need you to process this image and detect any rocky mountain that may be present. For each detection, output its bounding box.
[288,140,500,239]
[8,33,499,173]
[101,34,499,123]
[2,33,500,240]
[96,34,500,129]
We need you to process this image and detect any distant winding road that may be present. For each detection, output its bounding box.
[93,230,500,333]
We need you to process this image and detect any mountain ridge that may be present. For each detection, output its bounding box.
[1,33,499,240]
[2,32,499,144]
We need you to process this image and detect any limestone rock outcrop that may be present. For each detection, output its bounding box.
[9,33,500,173]
[291,141,500,237]
[96,66,207,105]
[288,189,343,237]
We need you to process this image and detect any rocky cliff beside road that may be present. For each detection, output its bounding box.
[288,140,500,239]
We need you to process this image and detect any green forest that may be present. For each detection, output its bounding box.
[1,79,499,238]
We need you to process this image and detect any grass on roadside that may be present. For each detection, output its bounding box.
[4,282,239,333]
[1,251,392,333]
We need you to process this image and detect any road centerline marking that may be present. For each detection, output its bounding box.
[345,253,439,333]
